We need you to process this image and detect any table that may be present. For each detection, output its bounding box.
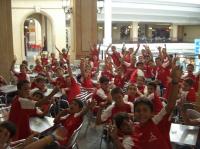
[0,85,17,94]
[44,89,62,98]
[170,123,199,146]
[29,116,54,133]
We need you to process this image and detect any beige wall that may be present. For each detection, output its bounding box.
[183,25,200,42]
[12,0,66,63]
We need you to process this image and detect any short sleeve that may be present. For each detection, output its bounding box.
[96,88,107,100]
[101,104,114,122]
[18,98,36,109]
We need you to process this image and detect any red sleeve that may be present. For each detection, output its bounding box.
[187,88,196,102]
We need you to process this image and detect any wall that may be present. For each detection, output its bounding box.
[12,0,66,63]
[183,25,200,42]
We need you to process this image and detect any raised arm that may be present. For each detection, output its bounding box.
[10,57,17,73]
[80,59,86,78]
[55,46,62,54]
[105,43,112,56]
[165,65,182,113]
[133,43,140,55]
[66,59,73,78]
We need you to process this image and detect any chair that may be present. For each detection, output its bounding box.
[63,123,83,149]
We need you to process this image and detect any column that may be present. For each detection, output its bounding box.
[0,0,14,81]
[171,24,178,42]
[130,22,139,42]
[103,0,112,45]
[70,0,97,60]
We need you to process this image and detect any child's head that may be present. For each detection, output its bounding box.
[111,87,124,104]
[35,59,41,65]
[0,121,16,144]
[114,112,133,135]
[69,99,84,114]
[65,75,72,86]
[51,52,56,58]
[136,76,145,87]
[35,77,46,90]
[22,60,28,67]
[155,57,162,66]
[147,81,156,94]
[62,48,66,53]
[17,80,30,98]
[182,78,193,91]
[128,48,134,54]
[32,90,44,101]
[187,64,194,74]
[111,46,116,52]
[130,55,137,64]
[20,64,27,73]
[99,76,110,91]
[134,97,154,123]
[136,62,144,70]
[127,84,137,96]
[41,53,46,58]
[56,67,64,76]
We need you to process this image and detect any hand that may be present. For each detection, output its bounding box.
[87,100,96,109]
[157,46,162,51]
[52,126,68,141]
[108,125,118,140]
[171,66,182,82]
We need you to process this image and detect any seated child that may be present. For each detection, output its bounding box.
[123,84,140,103]
[33,59,44,74]
[31,77,47,93]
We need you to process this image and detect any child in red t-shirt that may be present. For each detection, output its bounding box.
[132,66,182,149]
[124,84,140,103]
[113,67,126,88]
[130,62,145,84]
[31,77,47,93]
[135,76,147,95]
[53,99,95,146]
[146,81,163,114]
[33,59,44,74]
[96,87,133,125]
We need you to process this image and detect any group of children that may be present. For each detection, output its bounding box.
[0,42,200,149]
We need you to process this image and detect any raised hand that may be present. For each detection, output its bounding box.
[171,65,182,82]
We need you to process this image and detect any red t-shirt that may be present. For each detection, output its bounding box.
[133,109,172,149]
[53,77,66,88]
[114,75,125,88]
[14,72,29,82]
[9,96,37,140]
[147,93,163,114]
[183,73,198,92]
[81,76,93,88]
[101,70,113,81]
[41,57,48,66]
[156,66,170,88]
[33,65,43,73]
[186,88,196,102]
[64,78,81,103]
[59,113,83,145]
[130,69,144,84]
[111,52,121,67]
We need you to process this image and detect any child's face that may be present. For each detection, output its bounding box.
[112,93,123,103]
[127,85,137,95]
[56,69,64,76]
[36,81,45,89]
[65,76,71,86]
[119,118,133,135]
[134,104,153,123]
[36,60,41,65]
[70,101,82,114]
[147,85,155,94]
[155,59,162,66]
[187,65,194,73]
[20,65,27,73]
[100,82,109,91]
[20,83,30,98]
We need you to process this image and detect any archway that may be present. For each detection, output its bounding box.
[23,13,53,64]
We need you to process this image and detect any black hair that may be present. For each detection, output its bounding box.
[111,87,123,96]
[134,97,154,112]
[155,57,161,61]
[187,64,194,69]
[99,76,109,84]
[184,78,194,87]
[17,80,29,90]
[0,121,16,138]
[114,112,129,129]
[147,81,157,90]
[20,64,27,69]
[136,62,144,67]
[35,77,45,83]
[32,90,44,99]
[73,99,84,108]
[127,84,136,90]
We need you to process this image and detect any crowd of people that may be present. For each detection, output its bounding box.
[0,42,200,149]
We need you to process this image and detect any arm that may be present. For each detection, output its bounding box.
[165,65,182,113]
[10,57,17,73]
[133,43,140,55]
[54,109,70,123]
[55,46,62,54]
[181,107,200,126]
[66,59,73,78]
[79,100,96,117]
[35,87,59,107]
[80,59,86,78]
[96,108,104,125]
[105,43,112,56]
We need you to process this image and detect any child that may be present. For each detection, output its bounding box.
[31,77,47,93]
[51,67,66,89]
[80,58,93,88]
[0,121,16,149]
[179,78,196,103]
[96,87,133,125]
[124,84,139,103]
[92,76,112,114]
[50,52,57,66]
[106,44,122,67]
[132,66,182,149]
[135,76,147,95]
[130,62,145,84]
[10,58,30,82]
[9,80,59,140]
[62,59,81,103]
[40,52,49,66]
[113,67,126,89]
[33,59,44,74]
[53,99,95,146]
[146,81,163,114]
